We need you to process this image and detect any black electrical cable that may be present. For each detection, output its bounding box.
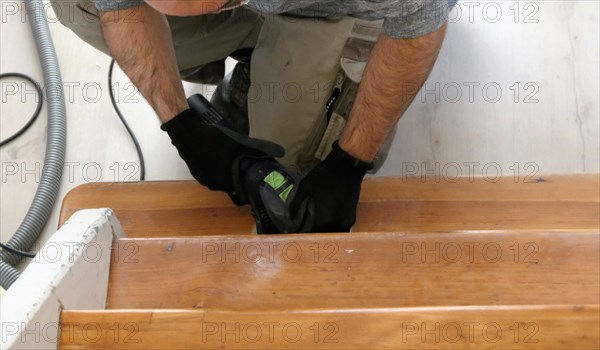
[108,59,146,181]
[1,61,148,268]
[0,65,144,262]
[0,73,43,147]
[0,243,36,258]
[1,75,46,264]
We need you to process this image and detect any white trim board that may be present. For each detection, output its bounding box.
[0,209,124,350]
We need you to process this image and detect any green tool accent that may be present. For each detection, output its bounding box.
[279,185,294,201]
[264,170,294,202]
[264,170,287,190]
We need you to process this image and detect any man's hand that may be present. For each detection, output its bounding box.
[286,26,446,232]
[287,142,373,233]
[161,106,284,205]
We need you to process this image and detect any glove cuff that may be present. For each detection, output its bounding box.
[160,108,196,132]
[327,141,374,173]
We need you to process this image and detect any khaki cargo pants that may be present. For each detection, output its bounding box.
[51,1,396,173]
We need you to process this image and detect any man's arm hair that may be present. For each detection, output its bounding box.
[339,24,447,162]
[100,4,188,123]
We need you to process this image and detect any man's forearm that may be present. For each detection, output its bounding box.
[100,4,187,122]
[339,24,447,162]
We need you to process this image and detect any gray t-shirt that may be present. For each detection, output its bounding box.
[94,0,458,38]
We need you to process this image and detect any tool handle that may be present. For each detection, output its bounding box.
[187,94,232,128]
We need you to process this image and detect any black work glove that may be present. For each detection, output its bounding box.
[161,108,284,206]
[287,141,373,233]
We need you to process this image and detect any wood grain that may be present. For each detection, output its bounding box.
[106,231,599,309]
[60,305,600,349]
[59,181,255,236]
[58,175,600,236]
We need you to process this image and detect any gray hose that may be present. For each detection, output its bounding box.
[0,260,20,288]
[0,0,66,289]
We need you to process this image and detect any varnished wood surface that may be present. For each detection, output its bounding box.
[59,181,255,236]
[60,305,600,349]
[59,175,600,236]
[106,231,599,309]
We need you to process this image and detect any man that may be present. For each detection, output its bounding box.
[51,0,456,232]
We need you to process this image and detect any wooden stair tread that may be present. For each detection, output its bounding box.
[55,176,599,349]
[60,306,600,349]
[59,174,600,236]
[107,231,599,309]
[59,181,254,236]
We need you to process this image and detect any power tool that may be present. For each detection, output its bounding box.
[188,94,311,233]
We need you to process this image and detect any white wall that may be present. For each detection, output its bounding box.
[1,1,598,251]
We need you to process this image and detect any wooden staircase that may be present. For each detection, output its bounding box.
[58,175,600,349]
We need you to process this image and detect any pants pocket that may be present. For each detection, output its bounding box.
[305,20,396,173]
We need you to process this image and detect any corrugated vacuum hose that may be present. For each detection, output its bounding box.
[0,0,66,289]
